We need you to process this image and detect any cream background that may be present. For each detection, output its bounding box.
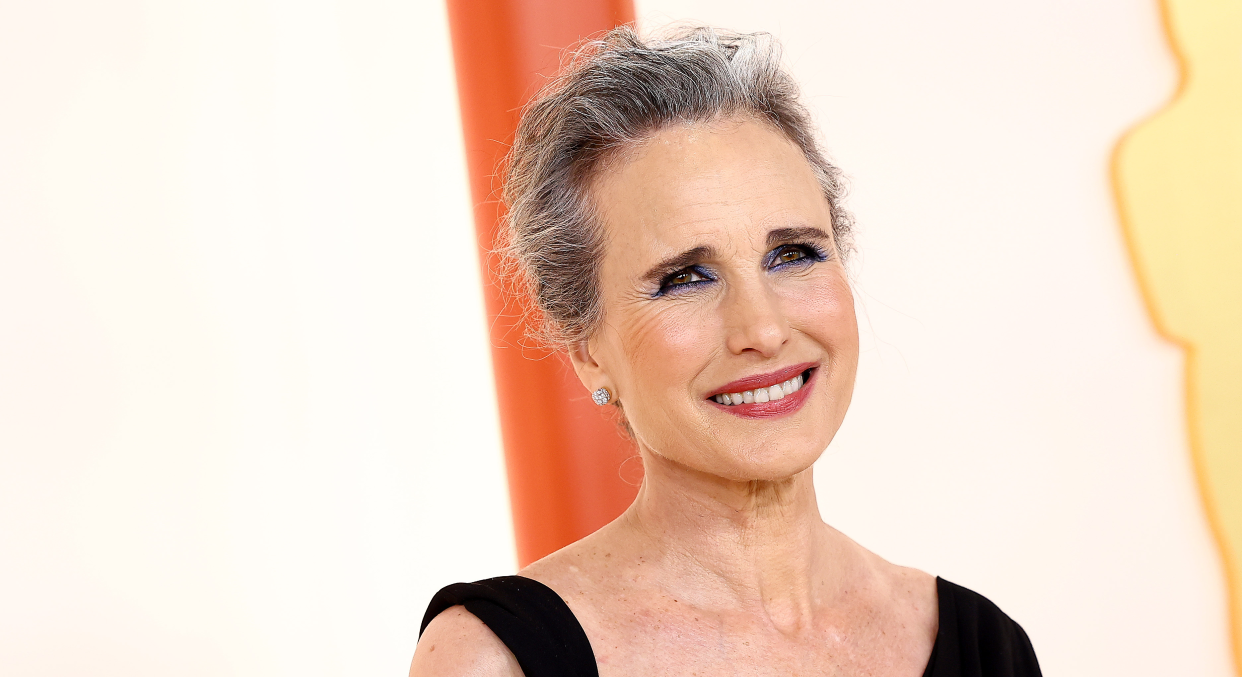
[0,1,513,675]
[0,0,1230,675]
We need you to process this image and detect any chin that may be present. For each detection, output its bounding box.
[715,441,825,482]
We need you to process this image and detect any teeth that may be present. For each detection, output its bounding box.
[713,372,808,407]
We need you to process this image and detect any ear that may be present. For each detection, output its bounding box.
[567,338,611,396]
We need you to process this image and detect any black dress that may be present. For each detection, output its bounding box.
[420,575,1041,677]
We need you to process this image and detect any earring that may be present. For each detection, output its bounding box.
[591,387,612,406]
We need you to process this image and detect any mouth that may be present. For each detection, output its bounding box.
[706,362,818,420]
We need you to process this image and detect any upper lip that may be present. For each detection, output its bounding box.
[706,362,817,398]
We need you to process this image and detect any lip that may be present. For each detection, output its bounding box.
[707,362,817,397]
[706,362,819,420]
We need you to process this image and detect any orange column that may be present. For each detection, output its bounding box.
[444,0,639,567]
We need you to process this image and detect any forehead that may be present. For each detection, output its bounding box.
[591,117,830,262]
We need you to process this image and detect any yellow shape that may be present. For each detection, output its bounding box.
[1114,0,1242,672]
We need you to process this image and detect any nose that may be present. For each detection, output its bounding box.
[722,277,790,358]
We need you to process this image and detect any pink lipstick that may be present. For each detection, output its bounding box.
[706,362,818,420]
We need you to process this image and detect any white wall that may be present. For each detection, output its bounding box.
[1,1,1231,676]
[633,1,1232,675]
[0,1,513,675]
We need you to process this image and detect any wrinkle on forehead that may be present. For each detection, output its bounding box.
[591,117,831,284]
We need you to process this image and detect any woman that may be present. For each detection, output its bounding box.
[412,26,1041,677]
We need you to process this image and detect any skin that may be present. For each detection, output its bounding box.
[412,117,938,677]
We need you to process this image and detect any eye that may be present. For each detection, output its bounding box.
[657,266,712,295]
[669,269,705,286]
[769,243,825,269]
[776,247,807,264]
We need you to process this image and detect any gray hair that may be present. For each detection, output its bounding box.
[501,25,853,347]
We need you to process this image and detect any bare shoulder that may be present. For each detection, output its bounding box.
[515,525,635,642]
[410,606,524,677]
[518,526,621,598]
[838,530,938,640]
[889,563,939,626]
[865,552,940,640]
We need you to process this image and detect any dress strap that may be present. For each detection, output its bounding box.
[420,575,598,677]
[922,577,1043,677]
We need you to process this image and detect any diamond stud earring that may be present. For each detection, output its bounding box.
[591,387,612,406]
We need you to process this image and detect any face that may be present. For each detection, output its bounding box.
[572,117,859,482]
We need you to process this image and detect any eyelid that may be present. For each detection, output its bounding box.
[652,243,826,297]
[767,242,828,267]
[654,265,714,296]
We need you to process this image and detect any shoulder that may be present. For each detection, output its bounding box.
[517,527,625,607]
[410,605,524,677]
[929,578,1042,677]
[879,560,939,616]
[413,576,598,677]
[936,578,1034,642]
[850,542,940,642]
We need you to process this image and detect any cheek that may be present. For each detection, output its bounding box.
[613,300,718,397]
[784,272,859,387]
[790,272,856,340]
[593,298,725,454]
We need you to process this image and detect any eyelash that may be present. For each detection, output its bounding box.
[655,266,714,296]
[767,243,828,269]
[654,243,829,296]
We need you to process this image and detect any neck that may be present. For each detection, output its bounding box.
[621,450,855,632]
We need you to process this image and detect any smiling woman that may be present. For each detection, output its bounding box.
[411,26,1042,677]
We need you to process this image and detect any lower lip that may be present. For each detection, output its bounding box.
[707,369,816,420]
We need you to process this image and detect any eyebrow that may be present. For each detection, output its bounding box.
[641,245,715,284]
[767,226,832,246]
[640,227,833,284]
